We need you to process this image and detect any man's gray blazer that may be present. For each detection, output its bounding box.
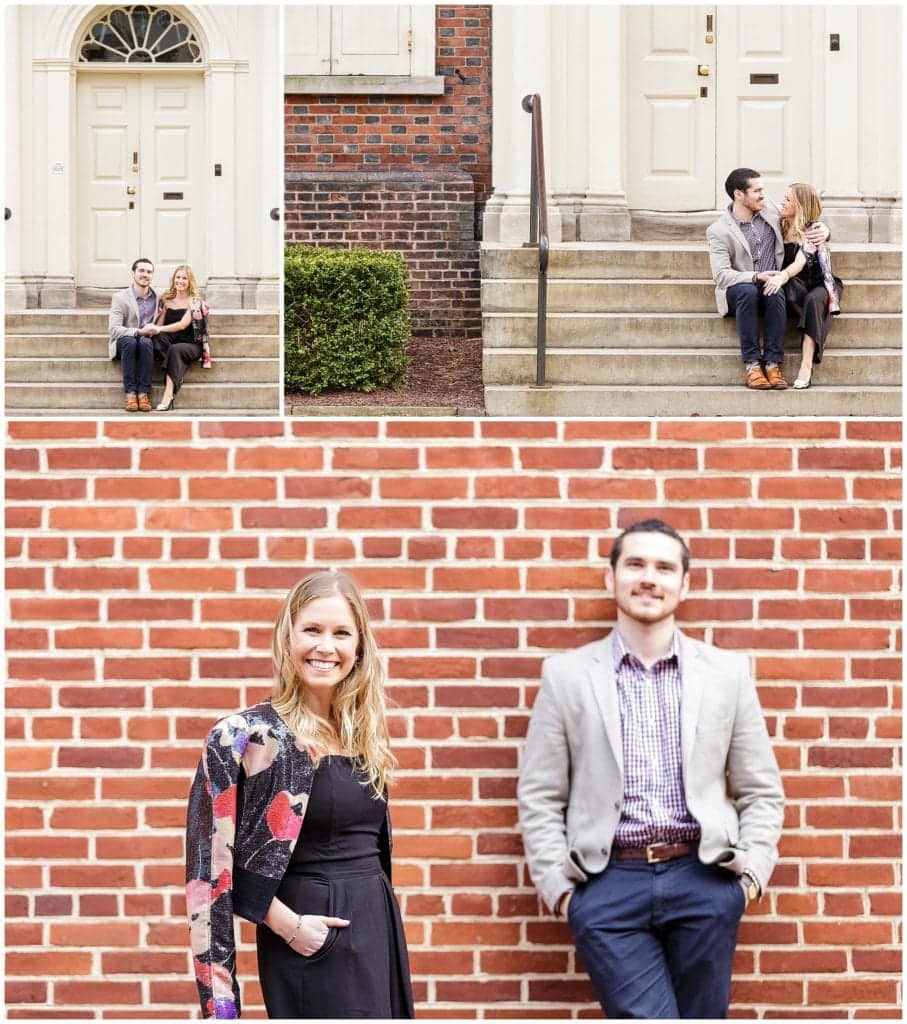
[108,286,156,359]
[517,630,784,913]
[706,197,784,315]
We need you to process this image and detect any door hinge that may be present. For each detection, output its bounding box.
[407,27,413,54]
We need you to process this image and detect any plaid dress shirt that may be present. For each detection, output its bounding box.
[612,631,701,848]
[731,207,778,275]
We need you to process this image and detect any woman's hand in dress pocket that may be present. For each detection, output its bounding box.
[288,915,350,956]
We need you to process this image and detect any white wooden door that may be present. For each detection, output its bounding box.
[625,6,813,211]
[77,73,204,289]
[625,6,717,211]
[715,6,813,204]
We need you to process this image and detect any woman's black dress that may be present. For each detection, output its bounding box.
[782,241,843,365]
[154,307,202,393]
[256,757,414,1019]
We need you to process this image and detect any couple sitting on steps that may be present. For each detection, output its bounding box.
[108,258,212,413]
[708,167,842,391]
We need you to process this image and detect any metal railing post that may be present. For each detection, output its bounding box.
[522,94,549,389]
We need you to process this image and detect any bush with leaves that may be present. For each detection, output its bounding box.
[284,247,411,394]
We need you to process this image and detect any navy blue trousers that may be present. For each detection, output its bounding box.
[726,282,787,366]
[568,854,745,1019]
[115,334,154,395]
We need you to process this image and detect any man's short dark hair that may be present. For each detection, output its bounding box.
[609,518,690,574]
[725,168,760,200]
[132,258,154,272]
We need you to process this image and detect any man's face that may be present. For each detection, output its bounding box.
[132,262,154,288]
[735,177,765,214]
[606,531,690,626]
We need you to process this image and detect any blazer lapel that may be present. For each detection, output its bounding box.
[588,633,623,775]
[678,630,705,766]
[722,210,751,256]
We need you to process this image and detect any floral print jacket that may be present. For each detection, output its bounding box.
[185,699,392,1019]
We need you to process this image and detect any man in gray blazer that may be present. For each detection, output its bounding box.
[707,167,827,392]
[108,258,160,412]
[518,518,784,1019]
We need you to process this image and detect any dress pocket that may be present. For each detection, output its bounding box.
[293,877,341,963]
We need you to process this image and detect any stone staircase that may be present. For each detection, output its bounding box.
[482,242,902,416]
[5,310,281,416]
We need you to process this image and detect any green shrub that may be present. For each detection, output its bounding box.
[284,246,411,394]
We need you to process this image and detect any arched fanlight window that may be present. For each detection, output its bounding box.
[79,6,202,63]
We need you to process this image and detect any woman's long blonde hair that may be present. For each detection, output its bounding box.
[780,183,823,243]
[161,264,200,304]
[271,571,395,796]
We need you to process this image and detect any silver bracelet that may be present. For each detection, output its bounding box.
[286,913,304,946]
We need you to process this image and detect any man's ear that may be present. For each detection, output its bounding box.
[604,565,615,595]
[680,572,691,601]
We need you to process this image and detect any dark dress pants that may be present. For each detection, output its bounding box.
[116,334,154,395]
[568,854,746,1019]
[725,282,787,366]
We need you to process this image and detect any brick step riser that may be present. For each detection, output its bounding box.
[5,385,281,411]
[482,315,900,349]
[483,351,902,388]
[6,338,280,358]
[483,386,902,418]
[5,359,279,384]
[481,249,903,281]
[5,314,279,334]
[482,281,902,314]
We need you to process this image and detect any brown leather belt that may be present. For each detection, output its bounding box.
[613,841,698,864]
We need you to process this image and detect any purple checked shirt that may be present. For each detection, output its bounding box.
[612,631,701,847]
[731,206,777,275]
[132,284,157,328]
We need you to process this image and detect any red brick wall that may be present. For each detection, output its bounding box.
[285,6,493,210]
[5,418,902,1019]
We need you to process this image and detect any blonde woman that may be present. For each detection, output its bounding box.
[762,183,843,389]
[153,264,210,411]
[186,572,414,1019]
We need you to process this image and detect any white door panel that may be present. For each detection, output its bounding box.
[625,6,716,210]
[331,5,411,75]
[77,73,204,290]
[625,6,812,211]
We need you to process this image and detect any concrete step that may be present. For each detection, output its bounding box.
[482,312,900,349]
[483,347,902,388]
[6,335,280,358]
[482,278,901,314]
[481,242,903,281]
[5,310,279,335]
[5,382,281,412]
[5,357,278,384]
[483,384,902,417]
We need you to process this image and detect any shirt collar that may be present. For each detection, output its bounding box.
[613,628,681,673]
[729,204,763,230]
[131,283,156,301]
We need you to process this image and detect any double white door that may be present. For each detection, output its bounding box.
[77,73,204,289]
[625,6,812,211]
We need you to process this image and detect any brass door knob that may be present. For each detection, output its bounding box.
[697,64,711,77]
[126,185,136,195]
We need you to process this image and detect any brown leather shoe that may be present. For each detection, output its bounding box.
[137,393,153,412]
[124,393,139,412]
[745,365,771,389]
[765,365,788,390]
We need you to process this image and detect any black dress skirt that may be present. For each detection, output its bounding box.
[154,307,202,393]
[782,242,843,365]
[256,756,414,1019]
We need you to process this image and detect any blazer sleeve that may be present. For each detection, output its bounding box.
[108,295,132,356]
[707,223,756,292]
[517,658,576,913]
[726,660,785,890]
[186,715,250,1019]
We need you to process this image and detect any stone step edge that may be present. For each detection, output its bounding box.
[485,345,903,356]
[482,311,901,321]
[481,241,904,252]
[483,277,901,286]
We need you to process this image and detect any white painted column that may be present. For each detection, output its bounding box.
[857,5,901,241]
[203,60,242,308]
[483,5,564,243]
[252,7,281,309]
[36,60,77,306]
[4,6,27,309]
[577,4,630,240]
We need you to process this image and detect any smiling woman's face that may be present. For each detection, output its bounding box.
[174,270,190,292]
[780,188,796,218]
[290,594,359,699]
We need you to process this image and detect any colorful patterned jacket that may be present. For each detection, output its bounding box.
[185,699,392,1019]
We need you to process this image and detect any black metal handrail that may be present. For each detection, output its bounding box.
[521,94,549,388]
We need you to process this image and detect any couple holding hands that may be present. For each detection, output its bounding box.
[108,258,212,412]
[709,168,843,391]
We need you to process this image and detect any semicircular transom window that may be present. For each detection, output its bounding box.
[79,6,202,64]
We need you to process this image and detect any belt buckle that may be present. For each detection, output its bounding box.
[646,843,671,864]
